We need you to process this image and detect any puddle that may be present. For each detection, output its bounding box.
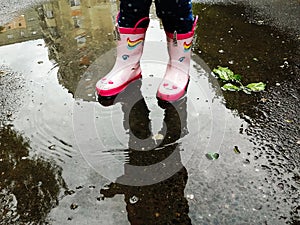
[0,1,299,224]
[0,125,65,224]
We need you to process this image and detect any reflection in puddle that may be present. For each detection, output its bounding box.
[99,82,191,224]
[0,0,116,92]
[0,10,43,46]
[0,125,65,224]
[71,3,226,187]
[0,0,299,224]
[37,0,116,95]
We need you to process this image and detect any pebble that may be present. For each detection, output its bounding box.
[129,195,139,204]
[48,145,55,150]
[70,203,78,210]
[186,194,194,200]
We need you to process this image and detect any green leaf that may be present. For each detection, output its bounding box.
[213,66,241,82]
[213,66,233,81]
[213,66,265,94]
[233,146,241,154]
[221,83,241,91]
[205,152,220,160]
[246,82,266,92]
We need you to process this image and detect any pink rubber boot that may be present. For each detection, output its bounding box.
[96,17,149,96]
[157,16,198,102]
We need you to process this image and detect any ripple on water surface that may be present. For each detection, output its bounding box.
[0,39,77,163]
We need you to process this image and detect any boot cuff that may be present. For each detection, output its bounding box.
[165,15,198,40]
[118,16,149,34]
[119,27,148,34]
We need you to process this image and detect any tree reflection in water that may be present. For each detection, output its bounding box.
[0,126,65,224]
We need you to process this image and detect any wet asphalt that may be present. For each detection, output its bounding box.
[0,0,299,225]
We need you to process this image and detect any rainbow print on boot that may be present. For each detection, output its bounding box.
[127,37,144,50]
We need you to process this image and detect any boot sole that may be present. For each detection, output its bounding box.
[156,79,190,102]
[96,73,142,97]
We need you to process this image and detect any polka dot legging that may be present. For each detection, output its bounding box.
[118,0,194,34]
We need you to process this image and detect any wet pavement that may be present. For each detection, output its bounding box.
[0,0,299,225]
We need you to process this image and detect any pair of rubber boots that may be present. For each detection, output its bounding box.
[96,16,198,102]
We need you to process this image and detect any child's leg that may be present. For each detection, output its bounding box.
[119,0,153,28]
[154,0,194,33]
[155,0,197,101]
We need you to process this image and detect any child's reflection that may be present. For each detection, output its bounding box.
[99,80,191,225]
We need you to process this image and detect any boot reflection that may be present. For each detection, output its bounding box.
[99,81,191,224]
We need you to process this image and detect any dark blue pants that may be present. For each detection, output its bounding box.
[118,0,194,33]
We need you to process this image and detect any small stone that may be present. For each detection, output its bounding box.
[64,190,75,195]
[257,20,264,25]
[260,98,267,103]
[0,70,6,76]
[97,195,104,201]
[70,203,78,210]
[186,194,194,200]
[243,159,250,165]
[48,145,55,150]
[129,195,139,204]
